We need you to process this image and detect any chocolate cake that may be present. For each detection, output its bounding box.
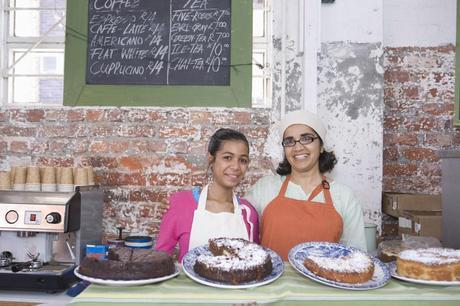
[193,238,272,284]
[79,247,175,280]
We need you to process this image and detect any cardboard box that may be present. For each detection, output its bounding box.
[383,193,442,217]
[398,210,442,241]
[381,222,399,237]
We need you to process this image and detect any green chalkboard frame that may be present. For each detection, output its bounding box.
[455,0,460,125]
[63,0,252,107]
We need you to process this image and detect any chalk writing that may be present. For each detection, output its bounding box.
[86,0,231,85]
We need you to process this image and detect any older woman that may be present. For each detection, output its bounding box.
[246,110,366,260]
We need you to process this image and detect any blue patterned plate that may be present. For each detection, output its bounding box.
[182,245,284,289]
[288,242,390,290]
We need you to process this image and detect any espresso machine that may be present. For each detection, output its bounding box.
[0,186,103,291]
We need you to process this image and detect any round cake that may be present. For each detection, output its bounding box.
[193,238,273,284]
[304,249,375,283]
[396,248,460,281]
[79,247,175,280]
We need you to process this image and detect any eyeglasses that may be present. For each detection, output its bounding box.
[282,134,318,147]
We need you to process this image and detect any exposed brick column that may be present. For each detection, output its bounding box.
[383,45,460,195]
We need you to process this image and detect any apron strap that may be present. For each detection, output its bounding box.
[196,185,209,211]
[279,175,291,197]
[306,176,331,203]
[322,179,333,205]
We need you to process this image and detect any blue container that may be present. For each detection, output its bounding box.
[86,244,108,259]
[124,236,153,249]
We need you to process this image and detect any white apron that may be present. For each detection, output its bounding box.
[188,184,249,250]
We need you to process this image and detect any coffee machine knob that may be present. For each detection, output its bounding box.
[45,212,61,224]
[5,210,19,224]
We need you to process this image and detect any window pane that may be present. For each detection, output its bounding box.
[9,76,38,103]
[10,0,66,37]
[253,52,265,76]
[13,10,65,37]
[39,78,63,103]
[10,0,39,8]
[9,76,63,104]
[11,50,64,75]
[9,50,64,104]
[9,0,65,9]
[253,9,265,37]
[253,0,265,9]
[252,77,265,107]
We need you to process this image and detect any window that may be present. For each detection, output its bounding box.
[1,0,271,107]
[1,0,66,105]
[252,0,272,108]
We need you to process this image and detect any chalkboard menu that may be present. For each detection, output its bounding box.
[86,0,231,85]
[64,0,251,107]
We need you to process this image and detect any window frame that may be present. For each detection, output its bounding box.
[252,0,272,109]
[1,0,66,105]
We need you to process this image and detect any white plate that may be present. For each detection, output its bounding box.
[181,245,283,289]
[74,263,180,286]
[288,242,390,290]
[389,262,460,286]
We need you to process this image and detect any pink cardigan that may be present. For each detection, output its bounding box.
[155,188,260,262]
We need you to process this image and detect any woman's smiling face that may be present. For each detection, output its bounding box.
[210,140,250,188]
[283,124,321,174]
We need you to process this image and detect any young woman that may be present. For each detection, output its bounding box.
[246,110,366,260]
[155,128,259,261]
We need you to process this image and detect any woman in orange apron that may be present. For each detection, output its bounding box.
[246,111,366,260]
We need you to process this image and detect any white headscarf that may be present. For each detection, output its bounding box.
[279,110,327,141]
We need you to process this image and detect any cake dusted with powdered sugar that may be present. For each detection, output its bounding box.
[304,248,375,283]
[193,238,272,284]
[397,248,460,281]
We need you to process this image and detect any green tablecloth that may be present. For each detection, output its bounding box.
[68,264,460,306]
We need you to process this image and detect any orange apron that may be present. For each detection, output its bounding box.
[261,176,343,260]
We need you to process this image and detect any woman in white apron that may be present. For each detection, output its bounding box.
[156,128,259,261]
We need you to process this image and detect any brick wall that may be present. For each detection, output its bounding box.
[3,46,458,239]
[383,45,460,194]
[0,108,273,239]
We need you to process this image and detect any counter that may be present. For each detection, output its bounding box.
[0,289,72,306]
[69,264,460,306]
